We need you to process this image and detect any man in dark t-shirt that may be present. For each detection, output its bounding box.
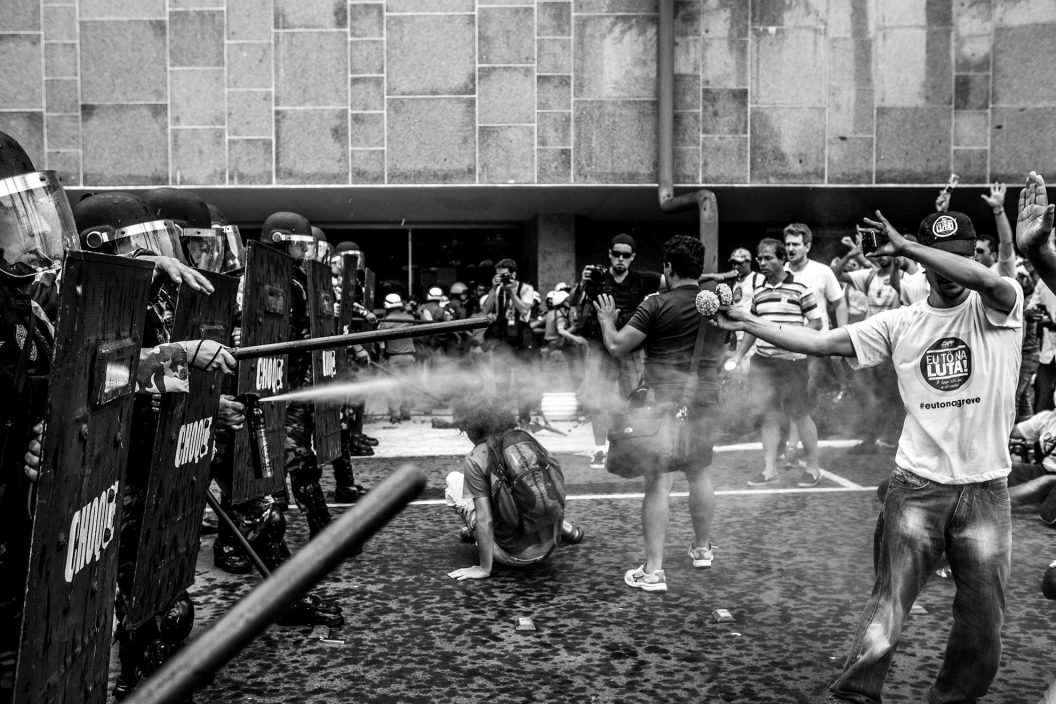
[596,235,725,594]
[572,234,661,467]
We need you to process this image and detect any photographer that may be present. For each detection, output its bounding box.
[571,235,661,467]
[481,258,538,427]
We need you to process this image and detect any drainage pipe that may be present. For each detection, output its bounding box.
[657,0,719,273]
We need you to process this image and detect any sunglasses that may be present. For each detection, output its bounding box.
[609,250,634,259]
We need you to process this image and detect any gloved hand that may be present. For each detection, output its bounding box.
[217,394,246,430]
[23,421,43,482]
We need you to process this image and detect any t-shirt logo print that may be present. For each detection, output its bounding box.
[920,337,971,391]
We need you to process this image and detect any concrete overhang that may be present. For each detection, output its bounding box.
[66,183,1001,231]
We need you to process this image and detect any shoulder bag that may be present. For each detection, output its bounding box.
[604,318,709,478]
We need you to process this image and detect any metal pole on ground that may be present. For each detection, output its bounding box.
[124,465,427,704]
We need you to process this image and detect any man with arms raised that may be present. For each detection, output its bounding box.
[717,209,1022,704]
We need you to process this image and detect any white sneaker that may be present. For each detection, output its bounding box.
[624,565,667,592]
[689,544,714,568]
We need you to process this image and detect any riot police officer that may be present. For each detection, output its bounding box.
[260,212,332,536]
[329,240,377,502]
[73,188,236,699]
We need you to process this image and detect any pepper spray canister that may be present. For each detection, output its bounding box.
[239,393,274,479]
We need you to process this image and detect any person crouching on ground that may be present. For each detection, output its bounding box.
[445,396,584,580]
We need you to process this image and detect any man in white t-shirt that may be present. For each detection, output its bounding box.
[717,209,1022,704]
[783,224,848,459]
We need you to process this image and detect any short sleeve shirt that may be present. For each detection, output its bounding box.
[844,282,1023,484]
[847,267,900,316]
[785,259,843,331]
[750,273,822,361]
[625,285,726,404]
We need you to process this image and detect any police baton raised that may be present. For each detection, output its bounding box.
[231,316,489,360]
[123,465,427,704]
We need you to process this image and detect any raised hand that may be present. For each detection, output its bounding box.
[982,182,1006,211]
[1016,171,1055,253]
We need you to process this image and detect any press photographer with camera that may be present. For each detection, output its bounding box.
[481,258,538,427]
[570,234,661,467]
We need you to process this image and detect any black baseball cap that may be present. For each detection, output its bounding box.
[916,211,976,257]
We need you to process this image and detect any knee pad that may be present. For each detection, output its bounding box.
[288,453,321,486]
[158,593,194,644]
[261,503,287,542]
[1043,562,1056,600]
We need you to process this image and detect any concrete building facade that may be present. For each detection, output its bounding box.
[2,0,1055,292]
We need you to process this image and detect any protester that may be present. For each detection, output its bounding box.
[727,238,824,487]
[444,396,582,580]
[595,235,725,593]
[717,205,1023,704]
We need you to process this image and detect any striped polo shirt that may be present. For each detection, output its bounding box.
[751,273,822,360]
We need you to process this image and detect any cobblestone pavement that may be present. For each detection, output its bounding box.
[131,413,1056,703]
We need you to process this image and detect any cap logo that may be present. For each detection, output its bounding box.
[932,215,958,239]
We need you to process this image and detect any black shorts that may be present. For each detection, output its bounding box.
[748,355,811,418]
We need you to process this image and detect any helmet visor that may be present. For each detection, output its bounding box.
[330,251,362,278]
[179,226,225,272]
[310,240,332,263]
[83,219,184,262]
[220,225,245,272]
[0,171,79,278]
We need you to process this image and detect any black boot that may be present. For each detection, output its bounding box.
[292,476,332,537]
[213,539,253,575]
[332,456,363,503]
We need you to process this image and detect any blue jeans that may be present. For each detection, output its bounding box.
[831,468,1011,704]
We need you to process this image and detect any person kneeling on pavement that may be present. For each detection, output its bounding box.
[445,396,584,580]
[1007,394,1056,525]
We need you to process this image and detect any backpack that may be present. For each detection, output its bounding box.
[485,429,566,534]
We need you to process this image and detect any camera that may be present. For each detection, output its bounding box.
[582,265,607,301]
[858,226,889,256]
[499,272,512,285]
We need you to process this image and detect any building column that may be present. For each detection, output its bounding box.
[532,213,577,294]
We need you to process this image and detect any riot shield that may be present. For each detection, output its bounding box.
[335,252,360,380]
[14,251,154,704]
[363,268,376,311]
[124,272,237,628]
[305,259,341,464]
[231,241,292,504]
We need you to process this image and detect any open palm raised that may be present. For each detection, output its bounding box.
[1016,171,1056,253]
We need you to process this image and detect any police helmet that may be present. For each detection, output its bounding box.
[141,188,224,272]
[427,286,443,301]
[0,130,80,279]
[73,191,184,262]
[450,281,468,297]
[334,240,364,270]
[261,211,313,259]
[383,292,403,310]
